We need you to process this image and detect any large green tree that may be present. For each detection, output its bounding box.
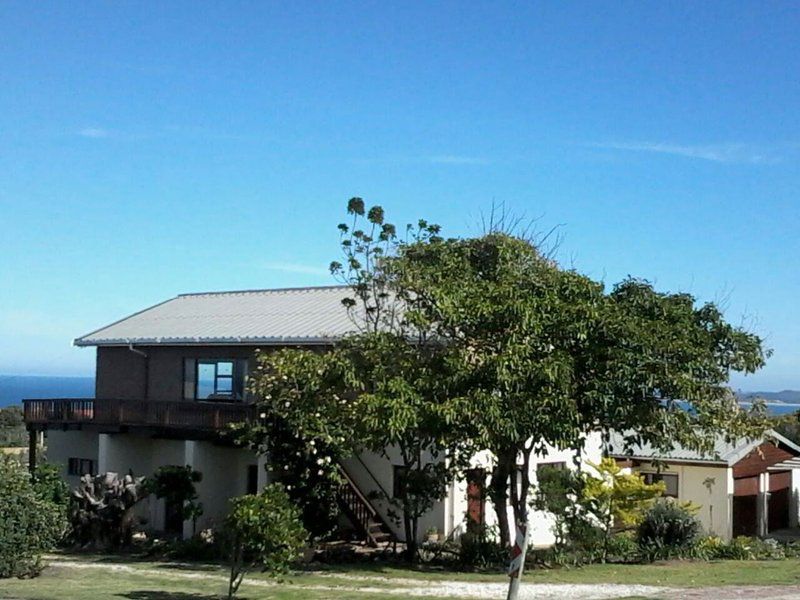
[393,228,768,597]
[241,199,469,561]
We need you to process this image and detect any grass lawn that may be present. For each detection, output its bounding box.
[2,552,800,599]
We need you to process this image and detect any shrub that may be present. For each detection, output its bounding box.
[68,472,148,549]
[695,535,786,561]
[458,524,506,568]
[637,500,701,561]
[0,456,66,578]
[224,484,308,599]
[604,531,640,563]
[144,465,203,535]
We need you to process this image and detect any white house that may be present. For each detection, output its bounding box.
[26,286,600,545]
[607,430,800,539]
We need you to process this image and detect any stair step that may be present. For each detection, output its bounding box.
[371,532,392,542]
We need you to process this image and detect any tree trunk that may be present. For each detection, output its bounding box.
[403,512,418,563]
[489,462,511,548]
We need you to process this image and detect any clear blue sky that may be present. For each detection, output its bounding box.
[1,2,798,391]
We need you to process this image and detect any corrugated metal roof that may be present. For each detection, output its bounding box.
[606,429,800,466]
[74,286,361,347]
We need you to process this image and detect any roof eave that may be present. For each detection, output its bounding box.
[74,336,342,347]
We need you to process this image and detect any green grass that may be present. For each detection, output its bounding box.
[2,552,800,599]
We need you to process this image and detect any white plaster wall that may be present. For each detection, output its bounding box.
[44,429,100,489]
[791,469,800,528]
[634,462,733,539]
[190,441,259,533]
[344,434,602,547]
[94,434,258,536]
[466,433,604,548]
[342,447,445,542]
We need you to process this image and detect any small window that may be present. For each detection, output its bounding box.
[393,465,408,500]
[643,472,679,497]
[68,458,95,476]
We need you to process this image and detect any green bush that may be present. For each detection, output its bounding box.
[147,531,222,561]
[224,484,308,599]
[695,535,785,561]
[144,465,203,535]
[458,524,506,568]
[637,500,701,561]
[0,456,67,578]
[604,531,640,563]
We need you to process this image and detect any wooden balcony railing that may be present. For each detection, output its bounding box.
[23,398,255,431]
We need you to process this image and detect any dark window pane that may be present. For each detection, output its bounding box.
[393,465,408,500]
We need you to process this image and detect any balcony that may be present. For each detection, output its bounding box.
[23,398,256,433]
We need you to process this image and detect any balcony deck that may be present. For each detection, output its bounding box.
[23,398,255,432]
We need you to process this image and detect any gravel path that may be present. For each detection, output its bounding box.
[44,557,800,599]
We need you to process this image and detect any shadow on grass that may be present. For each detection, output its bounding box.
[153,562,222,573]
[118,592,224,600]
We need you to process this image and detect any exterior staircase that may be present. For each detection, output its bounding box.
[336,466,396,547]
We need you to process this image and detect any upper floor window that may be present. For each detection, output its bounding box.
[184,358,247,401]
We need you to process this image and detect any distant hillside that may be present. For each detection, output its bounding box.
[0,375,94,408]
[737,390,800,404]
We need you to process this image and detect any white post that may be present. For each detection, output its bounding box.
[257,454,269,491]
[505,521,529,600]
[757,472,770,538]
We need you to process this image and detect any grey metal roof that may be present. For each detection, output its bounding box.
[606,429,800,466]
[74,286,360,347]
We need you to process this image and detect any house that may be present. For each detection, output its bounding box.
[24,285,599,545]
[607,430,800,539]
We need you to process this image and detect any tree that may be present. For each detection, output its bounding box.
[241,199,469,562]
[0,406,26,447]
[144,465,203,535]
[581,458,665,561]
[393,229,768,599]
[224,484,307,599]
[0,456,66,578]
[68,472,148,549]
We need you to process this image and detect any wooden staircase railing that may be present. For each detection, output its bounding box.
[336,465,395,547]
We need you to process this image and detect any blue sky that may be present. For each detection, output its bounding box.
[0,2,798,391]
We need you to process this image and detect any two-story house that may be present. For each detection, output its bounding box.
[24,285,601,544]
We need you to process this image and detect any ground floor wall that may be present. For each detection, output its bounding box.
[343,433,604,547]
[632,462,734,538]
[45,429,265,538]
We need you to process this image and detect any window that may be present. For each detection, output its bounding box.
[537,461,567,473]
[184,358,246,401]
[393,465,408,500]
[643,472,679,497]
[68,458,95,476]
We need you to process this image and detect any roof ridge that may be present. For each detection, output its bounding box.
[178,285,349,297]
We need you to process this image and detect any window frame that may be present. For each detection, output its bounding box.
[194,359,238,401]
[642,472,679,498]
[68,457,95,477]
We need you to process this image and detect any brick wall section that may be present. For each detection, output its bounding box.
[95,344,328,401]
[732,442,795,479]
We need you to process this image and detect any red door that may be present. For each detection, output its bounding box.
[466,469,486,533]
